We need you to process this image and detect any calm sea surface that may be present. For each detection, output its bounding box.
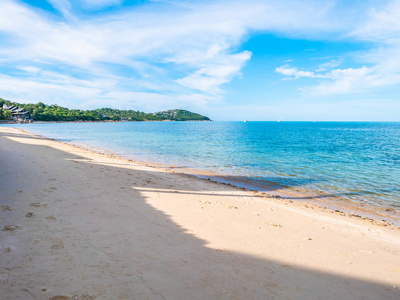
[3,121,400,210]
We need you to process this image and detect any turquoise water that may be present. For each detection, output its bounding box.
[3,121,400,211]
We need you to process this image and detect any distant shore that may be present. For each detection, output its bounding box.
[1,126,400,299]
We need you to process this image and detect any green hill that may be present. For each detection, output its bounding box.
[153,109,211,121]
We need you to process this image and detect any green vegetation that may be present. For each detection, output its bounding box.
[0,98,211,122]
[93,107,160,121]
[0,107,12,120]
[153,109,210,121]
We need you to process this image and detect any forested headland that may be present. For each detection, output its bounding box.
[0,98,211,122]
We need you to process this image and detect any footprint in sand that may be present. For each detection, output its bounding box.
[51,242,64,250]
[30,202,47,208]
[25,212,34,218]
[1,247,12,253]
[45,187,57,193]
[3,225,20,231]
[265,222,282,228]
[1,206,12,211]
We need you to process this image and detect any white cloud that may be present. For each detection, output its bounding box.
[275,1,400,96]
[2,0,338,108]
[48,0,76,21]
[307,67,372,95]
[316,58,343,72]
[1,1,266,89]
[0,0,400,113]
[350,0,400,42]
[18,66,41,74]
[0,74,104,108]
[275,65,318,79]
[0,73,214,113]
[277,63,395,96]
[176,51,251,94]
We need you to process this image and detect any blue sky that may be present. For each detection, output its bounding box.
[0,0,399,121]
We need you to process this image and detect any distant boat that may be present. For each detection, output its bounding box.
[244,120,248,122]
[277,120,281,122]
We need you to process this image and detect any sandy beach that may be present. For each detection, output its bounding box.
[1,126,400,299]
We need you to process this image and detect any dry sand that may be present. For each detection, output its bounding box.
[1,126,400,300]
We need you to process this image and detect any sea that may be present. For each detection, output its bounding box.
[3,121,400,217]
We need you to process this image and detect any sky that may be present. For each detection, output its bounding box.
[0,0,400,121]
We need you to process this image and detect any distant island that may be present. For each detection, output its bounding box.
[0,98,211,122]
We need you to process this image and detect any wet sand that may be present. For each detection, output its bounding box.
[1,126,400,299]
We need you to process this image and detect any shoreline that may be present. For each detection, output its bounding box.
[12,126,400,227]
[1,126,400,299]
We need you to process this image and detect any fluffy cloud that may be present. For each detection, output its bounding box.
[316,58,343,72]
[307,67,373,95]
[0,0,400,112]
[275,65,317,79]
[1,0,339,110]
[48,0,72,16]
[176,51,252,94]
[276,0,400,96]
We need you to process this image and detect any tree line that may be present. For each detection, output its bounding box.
[0,98,210,122]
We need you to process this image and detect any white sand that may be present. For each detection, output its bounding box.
[1,126,399,299]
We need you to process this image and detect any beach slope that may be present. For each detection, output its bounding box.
[1,127,399,299]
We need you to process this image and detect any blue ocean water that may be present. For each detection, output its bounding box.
[4,121,400,210]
